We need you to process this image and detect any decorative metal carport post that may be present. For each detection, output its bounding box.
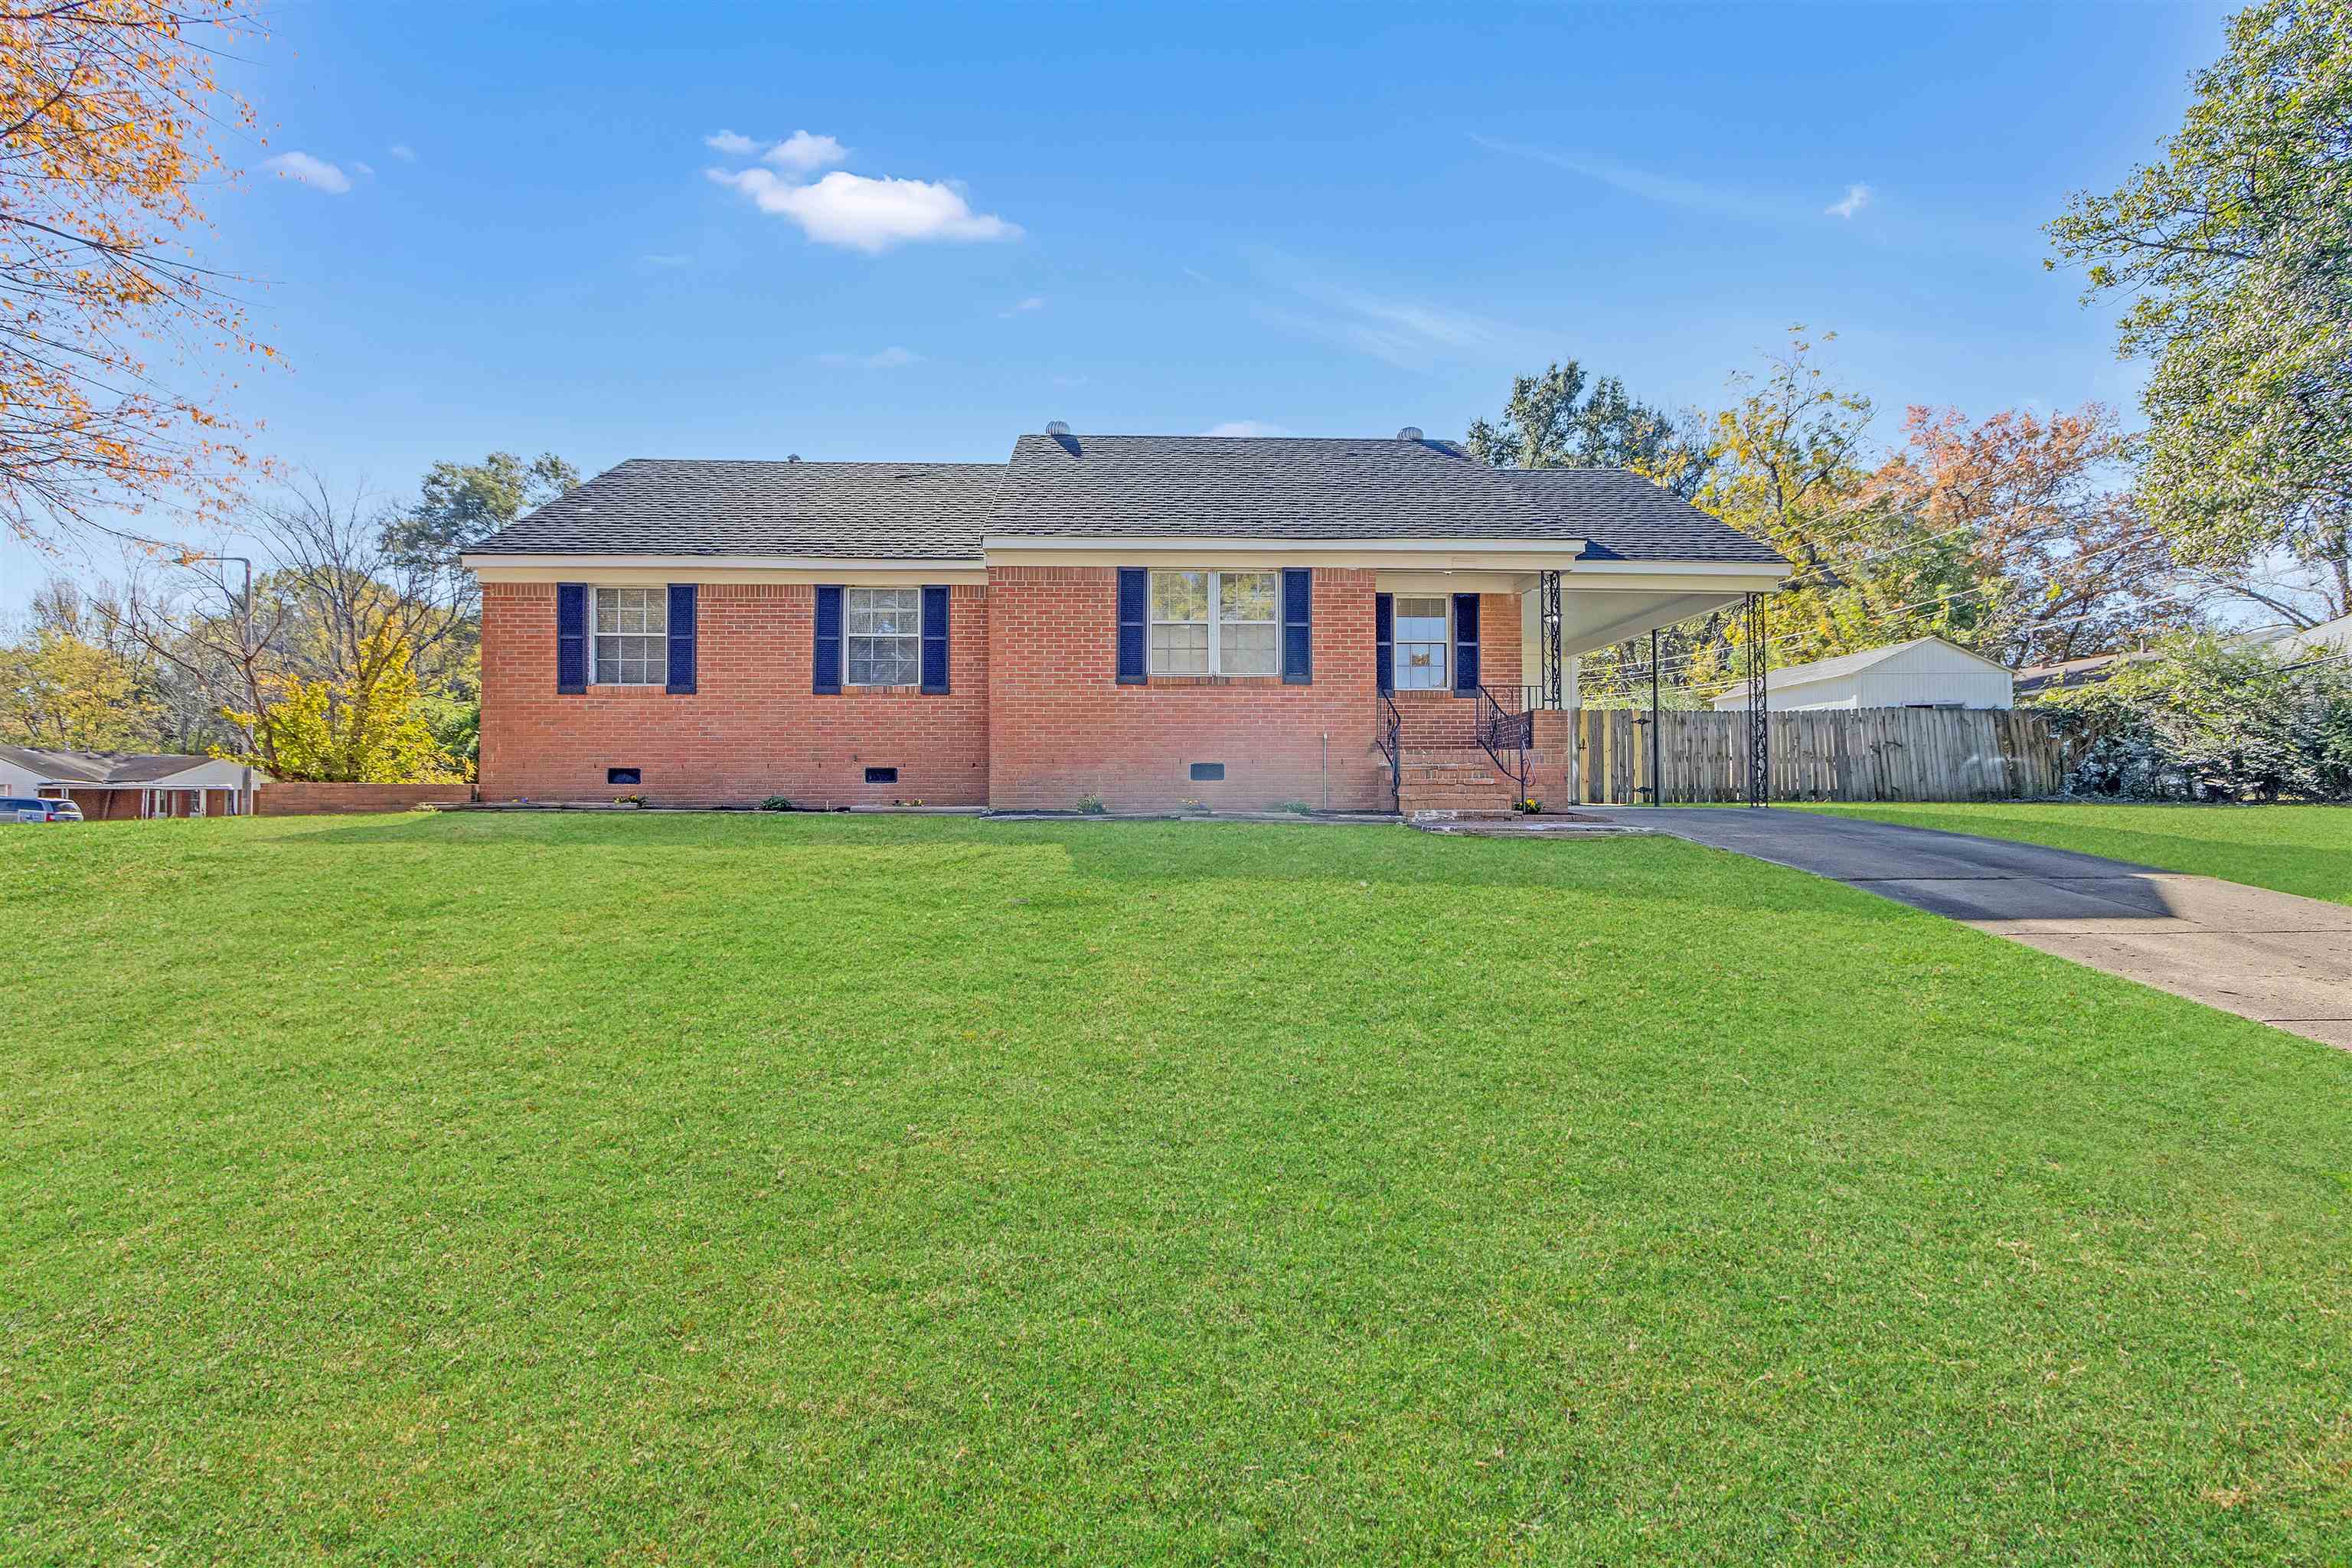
[1744,591,1769,808]
[1537,570,1563,710]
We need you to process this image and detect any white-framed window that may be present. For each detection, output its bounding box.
[593,586,667,685]
[1150,570,1277,677]
[1393,596,1449,690]
[846,586,922,686]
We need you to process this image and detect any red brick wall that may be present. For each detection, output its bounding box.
[1391,592,1524,750]
[478,581,990,806]
[64,789,141,821]
[258,783,475,816]
[987,565,1404,812]
[478,575,1531,811]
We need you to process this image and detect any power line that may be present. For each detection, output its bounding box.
[1592,583,2016,678]
[1592,601,2134,693]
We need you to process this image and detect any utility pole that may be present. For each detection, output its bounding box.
[181,553,253,635]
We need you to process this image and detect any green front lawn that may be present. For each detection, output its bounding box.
[1795,801,2352,906]
[5,813,2350,1563]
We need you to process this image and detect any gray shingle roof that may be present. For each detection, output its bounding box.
[464,437,1789,567]
[986,433,1574,540]
[468,459,1006,558]
[1494,467,1788,564]
[0,745,235,784]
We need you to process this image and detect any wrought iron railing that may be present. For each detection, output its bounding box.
[1475,684,1534,806]
[1379,689,1403,812]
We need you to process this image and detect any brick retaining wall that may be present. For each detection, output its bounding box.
[258,783,475,816]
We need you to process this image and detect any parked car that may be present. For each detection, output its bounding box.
[2,795,83,823]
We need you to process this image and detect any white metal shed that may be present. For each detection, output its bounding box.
[1712,635,2014,711]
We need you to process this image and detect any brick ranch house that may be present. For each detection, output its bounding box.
[462,430,1788,814]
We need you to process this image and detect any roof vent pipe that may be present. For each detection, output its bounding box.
[1044,420,1070,436]
[1396,426,1423,441]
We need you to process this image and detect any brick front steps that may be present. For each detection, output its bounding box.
[1396,747,1563,817]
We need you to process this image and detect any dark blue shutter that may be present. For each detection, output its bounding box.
[813,584,842,694]
[1452,592,1480,695]
[556,583,586,694]
[1116,567,1147,684]
[920,584,949,694]
[665,583,697,694]
[1374,593,1394,696]
[1280,567,1312,684]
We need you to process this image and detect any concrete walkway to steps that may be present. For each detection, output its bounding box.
[1570,806,2352,1050]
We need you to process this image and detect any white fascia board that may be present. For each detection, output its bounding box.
[462,553,984,572]
[981,536,1587,556]
[1568,559,1791,579]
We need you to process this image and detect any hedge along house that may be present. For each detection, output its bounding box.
[462,430,1788,813]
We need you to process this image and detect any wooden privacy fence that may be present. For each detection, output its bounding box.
[1574,707,2068,804]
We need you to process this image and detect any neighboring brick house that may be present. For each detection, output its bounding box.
[462,430,1787,813]
[0,746,263,819]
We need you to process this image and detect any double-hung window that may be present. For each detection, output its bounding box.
[593,587,666,685]
[1392,596,1449,690]
[845,586,922,686]
[1150,570,1277,677]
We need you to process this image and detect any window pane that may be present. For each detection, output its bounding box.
[847,588,917,640]
[1152,570,1208,622]
[1396,643,1446,690]
[847,635,921,685]
[1152,623,1209,675]
[595,600,619,634]
[1217,571,1276,625]
[1394,597,1447,641]
[1222,622,1278,675]
[593,632,669,685]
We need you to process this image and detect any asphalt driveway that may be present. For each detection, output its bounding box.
[1578,807,2352,1050]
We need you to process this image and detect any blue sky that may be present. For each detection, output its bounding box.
[2,0,2235,607]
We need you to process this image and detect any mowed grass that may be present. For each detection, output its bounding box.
[5,814,2351,1565]
[1795,801,2352,906]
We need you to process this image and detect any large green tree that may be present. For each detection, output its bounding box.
[383,450,579,566]
[1462,359,1712,498]
[2047,0,2352,606]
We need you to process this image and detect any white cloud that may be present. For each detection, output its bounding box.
[260,152,351,194]
[1826,182,1873,219]
[1000,295,1045,317]
[763,130,849,172]
[704,129,759,155]
[1470,134,1780,222]
[708,168,1021,253]
[388,144,416,162]
[1251,262,1508,371]
[1202,420,1289,437]
[815,346,921,369]
[353,161,376,178]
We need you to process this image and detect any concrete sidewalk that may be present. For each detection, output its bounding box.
[1579,807,2352,1049]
